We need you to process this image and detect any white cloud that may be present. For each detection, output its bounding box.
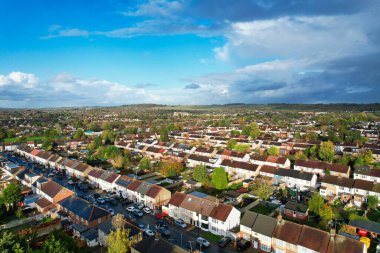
[0,72,158,108]
[123,0,184,17]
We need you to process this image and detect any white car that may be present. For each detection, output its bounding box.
[97,198,106,204]
[142,207,151,214]
[143,229,155,237]
[68,180,74,185]
[126,206,135,212]
[174,219,187,228]
[196,237,210,247]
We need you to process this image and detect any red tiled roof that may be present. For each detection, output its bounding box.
[168,192,186,207]
[35,197,52,208]
[209,203,232,222]
[146,185,162,198]
[127,180,143,191]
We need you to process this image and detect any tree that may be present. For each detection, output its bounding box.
[363,150,374,165]
[367,195,379,210]
[43,234,71,253]
[160,127,169,142]
[112,155,124,169]
[41,140,53,151]
[266,146,279,156]
[107,214,133,253]
[138,157,151,171]
[0,128,6,140]
[88,122,101,132]
[73,129,84,139]
[319,205,334,221]
[1,182,22,211]
[226,139,237,149]
[319,141,335,162]
[211,167,228,190]
[308,192,325,215]
[234,144,250,153]
[249,122,260,139]
[251,179,274,200]
[193,165,210,185]
[0,231,24,253]
[295,151,307,160]
[160,160,183,177]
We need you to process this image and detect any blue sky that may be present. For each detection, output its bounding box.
[0,0,379,107]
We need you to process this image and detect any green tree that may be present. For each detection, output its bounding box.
[367,195,379,210]
[88,122,101,132]
[234,144,250,153]
[319,141,335,162]
[1,182,22,211]
[73,129,84,139]
[160,127,169,142]
[0,231,24,253]
[266,146,279,156]
[41,140,53,151]
[251,179,274,200]
[107,214,134,253]
[0,128,6,140]
[226,139,237,149]
[139,157,151,171]
[193,165,210,185]
[7,129,16,138]
[363,150,374,165]
[211,167,228,190]
[319,205,334,221]
[43,234,71,253]
[249,122,260,139]
[308,192,325,215]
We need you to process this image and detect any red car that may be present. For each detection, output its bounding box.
[154,212,168,220]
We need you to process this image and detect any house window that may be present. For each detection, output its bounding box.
[260,244,271,252]
[98,218,102,224]
[212,218,218,223]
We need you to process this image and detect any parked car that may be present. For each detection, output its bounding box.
[68,180,74,185]
[174,219,187,228]
[126,206,135,212]
[108,208,115,215]
[109,198,117,205]
[134,203,144,210]
[196,237,210,247]
[142,207,151,214]
[236,238,251,251]
[143,229,155,237]
[97,198,106,204]
[138,223,146,230]
[133,209,144,217]
[155,212,168,220]
[218,237,232,248]
[93,193,100,199]
[48,173,55,177]
[158,226,171,236]
[156,220,168,228]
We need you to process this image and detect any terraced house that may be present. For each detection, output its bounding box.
[167,192,240,236]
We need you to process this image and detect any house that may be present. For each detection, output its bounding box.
[131,237,187,253]
[251,155,291,169]
[354,166,380,183]
[283,201,309,221]
[57,196,111,228]
[320,175,354,202]
[216,149,250,162]
[297,226,330,253]
[294,160,327,176]
[353,179,380,206]
[220,159,259,179]
[276,169,317,190]
[35,180,74,203]
[239,211,277,252]
[327,231,367,253]
[35,197,55,213]
[272,216,302,253]
[126,180,171,209]
[186,154,220,168]
[167,192,240,236]
[98,219,142,247]
[326,163,351,178]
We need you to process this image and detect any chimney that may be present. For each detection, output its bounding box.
[277,214,283,224]
[330,228,336,236]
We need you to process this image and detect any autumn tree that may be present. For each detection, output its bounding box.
[107,214,133,253]
[319,141,335,162]
[226,139,237,149]
[234,144,250,153]
[249,122,260,139]
[160,159,183,177]
[211,167,228,190]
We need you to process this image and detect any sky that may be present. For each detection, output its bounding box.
[0,0,379,108]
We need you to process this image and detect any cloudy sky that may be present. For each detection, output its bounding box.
[0,0,379,107]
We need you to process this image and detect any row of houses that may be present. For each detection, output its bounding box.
[239,211,366,253]
[320,174,380,206]
[15,145,172,210]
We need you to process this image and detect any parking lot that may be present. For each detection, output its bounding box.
[3,152,238,253]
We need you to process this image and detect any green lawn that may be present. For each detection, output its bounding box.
[367,209,380,222]
[202,232,223,243]
[249,203,276,215]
